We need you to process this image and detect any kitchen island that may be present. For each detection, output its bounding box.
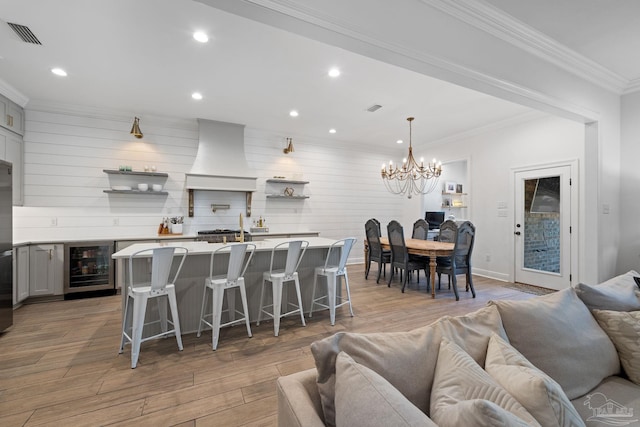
[112,237,343,334]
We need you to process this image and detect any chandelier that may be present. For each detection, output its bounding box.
[381,117,442,198]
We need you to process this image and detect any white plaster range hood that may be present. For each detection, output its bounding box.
[185,118,257,192]
[185,119,257,217]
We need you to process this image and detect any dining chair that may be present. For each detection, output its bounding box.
[309,237,357,325]
[410,218,431,282]
[197,243,256,350]
[436,221,476,300]
[257,240,309,336]
[119,246,188,368]
[387,220,429,293]
[365,219,391,283]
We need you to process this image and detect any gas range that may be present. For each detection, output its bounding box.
[196,229,251,243]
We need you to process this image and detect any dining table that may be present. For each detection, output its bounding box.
[378,237,454,298]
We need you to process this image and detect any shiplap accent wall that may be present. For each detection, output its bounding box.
[14,104,410,263]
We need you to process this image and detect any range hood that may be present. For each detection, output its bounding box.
[185,119,257,192]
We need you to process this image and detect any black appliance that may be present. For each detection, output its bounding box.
[196,229,251,243]
[64,241,115,295]
[0,160,12,331]
[425,211,445,230]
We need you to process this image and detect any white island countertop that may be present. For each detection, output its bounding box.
[111,237,339,259]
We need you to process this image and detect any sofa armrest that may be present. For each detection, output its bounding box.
[277,368,325,427]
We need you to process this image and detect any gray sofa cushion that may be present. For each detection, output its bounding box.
[430,339,540,427]
[334,352,437,427]
[489,288,620,400]
[485,333,585,427]
[574,270,640,311]
[310,304,506,427]
[592,309,640,384]
[570,376,640,425]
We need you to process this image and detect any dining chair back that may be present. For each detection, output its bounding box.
[365,218,391,283]
[436,221,476,300]
[309,237,357,325]
[412,219,430,240]
[119,246,188,368]
[387,220,428,292]
[197,243,256,350]
[257,240,309,336]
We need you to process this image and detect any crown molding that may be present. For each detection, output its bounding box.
[623,79,640,95]
[419,0,629,94]
[26,99,197,131]
[421,110,548,148]
[0,77,29,107]
[234,0,630,96]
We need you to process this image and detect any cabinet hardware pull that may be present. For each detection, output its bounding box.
[49,249,52,260]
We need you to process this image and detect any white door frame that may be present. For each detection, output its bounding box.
[511,159,579,289]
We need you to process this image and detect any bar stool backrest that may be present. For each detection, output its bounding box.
[129,246,188,293]
[209,243,256,282]
[268,240,309,277]
[322,238,357,274]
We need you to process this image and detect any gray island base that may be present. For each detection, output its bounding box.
[112,237,344,335]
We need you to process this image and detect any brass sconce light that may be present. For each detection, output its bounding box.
[283,137,294,154]
[130,117,143,139]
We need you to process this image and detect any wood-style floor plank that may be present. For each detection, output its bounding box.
[0,264,537,426]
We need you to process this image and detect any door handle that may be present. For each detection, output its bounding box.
[514,231,521,235]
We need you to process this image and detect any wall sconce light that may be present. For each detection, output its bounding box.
[283,137,294,154]
[130,117,143,139]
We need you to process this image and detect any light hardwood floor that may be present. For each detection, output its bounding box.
[0,264,537,426]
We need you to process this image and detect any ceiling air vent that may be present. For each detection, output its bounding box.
[367,104,382,112]
[7,22,42,45]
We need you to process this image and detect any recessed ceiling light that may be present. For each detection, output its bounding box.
[193,31,209,43]
[289,110,299,117]
[329,129,336,134]
[328,67,340,78]
[51,68,67,77]
[191,92,203,100]
[396,139,403,144]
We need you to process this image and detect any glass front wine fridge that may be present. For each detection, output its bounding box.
[64,241,115,294]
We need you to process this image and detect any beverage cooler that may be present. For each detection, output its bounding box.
[64,241,115,294]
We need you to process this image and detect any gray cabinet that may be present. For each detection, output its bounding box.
[14,246,29,304]
[0,127,24,205]
[0,94,24,136]
[29,244,64,297]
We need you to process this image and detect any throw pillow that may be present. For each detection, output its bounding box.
[489,288,620,399]
[334,352,438,427]
[485,333,585,427]
[310,304,506,427]
[592,309,640,385]
[574,270,640,311]
[430,339,540,427]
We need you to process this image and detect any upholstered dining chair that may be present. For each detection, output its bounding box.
[365,219,391,283]
[409,219,431,282]
[436,221,476,301]
[387,220,429,293]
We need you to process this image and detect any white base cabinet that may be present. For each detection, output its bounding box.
[29,244,64,297]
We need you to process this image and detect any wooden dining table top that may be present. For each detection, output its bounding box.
[379,237,454,256]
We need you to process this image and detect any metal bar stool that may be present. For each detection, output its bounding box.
[309,238,357,325]
[197,243,256,350]
[119,246,188,368]
[257,240,308,336]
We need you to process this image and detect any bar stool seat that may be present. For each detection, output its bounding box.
[197,243,256,350]
[257,240,308,336]
[309,238,357,326]
[119,246,188,369]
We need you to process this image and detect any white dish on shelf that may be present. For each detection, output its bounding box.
[137,183,149,191]
[152,184,163,192]
[111,186,131,191]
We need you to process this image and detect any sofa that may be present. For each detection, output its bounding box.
[277,271,640,426]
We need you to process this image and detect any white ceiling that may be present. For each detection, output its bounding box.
[0,0,635,148]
